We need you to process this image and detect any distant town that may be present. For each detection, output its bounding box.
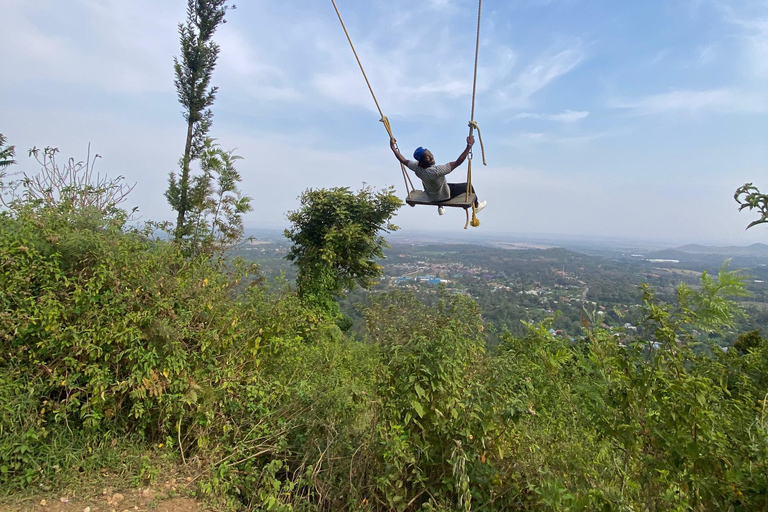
[237,232,768,344]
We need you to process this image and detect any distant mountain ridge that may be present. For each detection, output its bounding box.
[672,243,768,256]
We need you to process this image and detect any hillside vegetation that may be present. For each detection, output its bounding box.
[1,157,767,512]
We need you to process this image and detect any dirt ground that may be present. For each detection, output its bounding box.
[3,479,211,512]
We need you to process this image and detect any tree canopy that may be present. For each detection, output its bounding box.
[285,186,402,307]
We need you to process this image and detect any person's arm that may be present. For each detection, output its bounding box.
[390,138,409,165]
[448,135,475,170]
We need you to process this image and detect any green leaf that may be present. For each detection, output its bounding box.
[411,400,425,418]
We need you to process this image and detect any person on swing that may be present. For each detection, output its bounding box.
[389,135,486,215]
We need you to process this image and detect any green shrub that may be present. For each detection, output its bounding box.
[362,291,499,511]
[0,202,302,491]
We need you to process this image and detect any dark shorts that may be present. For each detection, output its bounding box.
[444,183,478,206]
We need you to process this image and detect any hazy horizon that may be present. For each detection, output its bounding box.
[243,224,768,251]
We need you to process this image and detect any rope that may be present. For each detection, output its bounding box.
[329,0,414,195]
[381,116,415,192]
[469,0,482,128]
[466,0,483,227]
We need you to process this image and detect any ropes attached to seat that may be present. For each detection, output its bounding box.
[329,0,415,196]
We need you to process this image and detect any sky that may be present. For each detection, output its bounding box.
[2,0,768,245]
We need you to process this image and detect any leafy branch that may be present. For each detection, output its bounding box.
[0,133,16,171]
[735,183,768,229]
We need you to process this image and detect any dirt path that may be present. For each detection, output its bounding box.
[5,480,211,512]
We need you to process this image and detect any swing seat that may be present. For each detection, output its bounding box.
[405,190,477,209]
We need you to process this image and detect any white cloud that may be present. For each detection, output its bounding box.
[610,88,768,114]
[556,132,607,146]
[744,32,768,77]
[299,4,583,119]
[217,28,303,102]
[307,12,480,118]
[429,0,452,9]
[697,43,718,64]
[502,129,607,148]
[713,1,768,77]
[502,132,550,147]
[650,48,670,66]
[0,0,181,95]
[514,109,589,122]
[493,41,586,109]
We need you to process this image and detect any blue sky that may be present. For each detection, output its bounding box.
[2,0,767,245]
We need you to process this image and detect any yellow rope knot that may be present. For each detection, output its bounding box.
[468,120,487,166]
[470,206,481,227]
[380,116,393,138]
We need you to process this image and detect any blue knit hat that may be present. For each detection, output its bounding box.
[413,147,426,161]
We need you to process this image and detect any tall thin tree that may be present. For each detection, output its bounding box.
[166,0,230,241]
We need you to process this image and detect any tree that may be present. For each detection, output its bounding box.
[172,137,252,255]
[0,133,15,171]
[285,186,402,308]
[166,0,231,241]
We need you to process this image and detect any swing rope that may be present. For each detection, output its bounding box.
[329,0,415,195]
[466,0,485,228]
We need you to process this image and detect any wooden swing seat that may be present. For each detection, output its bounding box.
[405,190,477,209]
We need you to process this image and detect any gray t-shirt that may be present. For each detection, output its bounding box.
[406,160,453,201]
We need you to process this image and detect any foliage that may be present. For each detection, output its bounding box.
[167,138,252,256]
[0,194,339,497]
[672,262,749,336]
[363,291,497,511]
[735,183,768,230]
[0,133,15,171]
[733,329,765,355]
[570,281,756,511]
[285,186,402,308]
[167,0,232,240]
[0,145,134,215]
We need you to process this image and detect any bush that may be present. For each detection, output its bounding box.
[0,200,334,493]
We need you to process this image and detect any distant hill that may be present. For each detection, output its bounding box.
[672,243,768,256]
